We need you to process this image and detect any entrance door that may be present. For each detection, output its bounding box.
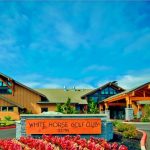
[109,106,125,119]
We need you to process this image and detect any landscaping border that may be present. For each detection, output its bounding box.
[0,125,16,130]
[138,130,147,150]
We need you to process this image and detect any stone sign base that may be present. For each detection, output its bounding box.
[16,114,113,141]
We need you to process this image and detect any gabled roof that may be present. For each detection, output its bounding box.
[103,82,150,102]
[35,88,93,104]
[81,81,125,98]
[0,72,46,98]
[0,95,24,109]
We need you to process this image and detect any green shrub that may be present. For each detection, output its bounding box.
[141,116,150,122]
[123,129,137,138]
[143,105,150,117]
[116,123,136,132]
[115,122,137,139]
[4,116,12,121]
[56,98,79,114]
[112,120,122,127]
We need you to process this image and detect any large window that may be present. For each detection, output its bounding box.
[2,106,7,112]
[0,81,12,94]
[8,106,14,112]
[101,87,117,95]
[0,106,14,112]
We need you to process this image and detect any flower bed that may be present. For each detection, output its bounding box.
[0,135,128,150]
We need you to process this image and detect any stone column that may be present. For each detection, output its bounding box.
[105,109,110,120]
[137,104,142,119]
[137,111,142,119]
[104,102,110,120]
[16,121,21,139]
[125,108,134,121]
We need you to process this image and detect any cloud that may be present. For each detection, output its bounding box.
[116,71,150,89]
[75,84,94,89]
[16,73,95,89]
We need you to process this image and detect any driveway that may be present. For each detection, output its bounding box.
[124,122,150,150]
[0,128,16,139]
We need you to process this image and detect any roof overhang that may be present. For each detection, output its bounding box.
[0,95,24,109]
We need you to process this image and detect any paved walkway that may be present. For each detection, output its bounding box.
[0,128,16,139]
[124,122,150,150]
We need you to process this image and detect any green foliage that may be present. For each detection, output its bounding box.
[87,99,99,114]
[56,98,79,114]
[141,105,150,122]
[112,120,122,127]
[141,116,150,122]
[0,120,15,127]
[143,104,150,116]
[122,129,137,138]
[4,116,12,121]
[115,122,137,138]
[116,123,136,132]
[56,104,63,113]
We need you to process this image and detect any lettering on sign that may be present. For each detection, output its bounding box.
[26,118,101,134]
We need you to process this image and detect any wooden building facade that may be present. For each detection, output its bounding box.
[0,72,150,120]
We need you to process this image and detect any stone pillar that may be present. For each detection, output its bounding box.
[105,110,110,120]
[125,108,134,121]
[137,111,142,119]
[16,121,21,139]
[104,102,110,120]
[137,104,142,119]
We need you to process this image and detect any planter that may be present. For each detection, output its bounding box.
[111,129,142,150]
[0,125,16,130]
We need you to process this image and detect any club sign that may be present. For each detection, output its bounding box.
[26,118,101,134]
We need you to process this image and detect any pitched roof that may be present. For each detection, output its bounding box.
[35,88,93,104]
[103,82,150,102]
[137,101,150,104]
[0,72,46,98]
[0,95,24,109]
[81,81,125,98]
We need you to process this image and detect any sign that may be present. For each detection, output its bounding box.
[26,118,101,134]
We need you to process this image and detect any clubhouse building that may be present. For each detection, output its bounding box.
[0,72,150,120]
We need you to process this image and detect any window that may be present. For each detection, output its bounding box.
[0,81,12,94]
[41,107,48,113]
[2,106,7,112]
[8,106,14,112]
[101,87,117,95]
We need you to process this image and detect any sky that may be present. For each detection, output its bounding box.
[0,1,150,89]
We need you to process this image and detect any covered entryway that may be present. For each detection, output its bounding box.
[101,82,150,121]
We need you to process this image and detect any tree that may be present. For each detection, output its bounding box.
[87,99,99,114]
[56,98,79,114]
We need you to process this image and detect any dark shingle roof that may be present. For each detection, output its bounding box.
[81,81,125,98]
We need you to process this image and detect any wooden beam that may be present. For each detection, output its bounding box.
[105,94,126,103]
[129,91,135,96]
[143,91,146,97]
[137,104,141,111]
[109,103,126,107]
[126,96,130,108]
[99,104,104,111]
[130,97,150,101]
[104,102,109,110]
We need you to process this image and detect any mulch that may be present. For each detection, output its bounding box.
[109,130,142,150]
